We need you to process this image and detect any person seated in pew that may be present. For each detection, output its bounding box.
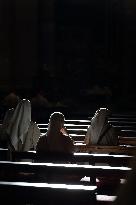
[6,99,41,151]
[36,112,83,183]
[36,112,74,154]
[85,108,120,191]
[0,108,14,148]
[84,107,119,146]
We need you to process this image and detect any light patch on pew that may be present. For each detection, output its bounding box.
[74,153,134,158]
[65,120,90,122]
[1,161,132,171]
[37,163,132,171]
[97,195,117,202]
[97,166,132,171]
[64,124,89,127]
[67,128,87,131]
[0,181,96,190]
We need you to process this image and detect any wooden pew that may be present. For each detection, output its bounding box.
[0,161,131,183]
[0,182,118,205]
[0,181,97,205]
[39,126,136,138]
[37,120,90,127]
[75,143,136,155]
[109,121,136,126]
[38,123,89,128]
[96,195,117,205]
[1,143,136,164]
[1,143,136,162]
[11,151,135,167]
[109,117,136,122]
[71,131,136,142]
[0,150,124,204]
[119,130,136,137]
[60,119,91,125]
[119,136,136,146]
[0,160,131,197]
[39,127,88,135]
[38,122,136,139]
[75,136,136,146]
[115,126,136,130]
[0,148,9,161]
[73,129,136,141]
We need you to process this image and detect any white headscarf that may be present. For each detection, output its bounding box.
[7,99,31,150]
[85,108,110,144]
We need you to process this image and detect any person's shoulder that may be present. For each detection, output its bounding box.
[36,134,48,147]
[36,134,48,152]
[38,134,47,141]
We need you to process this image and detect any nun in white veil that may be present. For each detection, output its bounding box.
[7,99,41,151]
[84,108,118,145]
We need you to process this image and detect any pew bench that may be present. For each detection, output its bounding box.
[119,136,136,146]
[0,148,9,161]
[0,160,131,196]
[0,181,117,205]
[96,194,117,205]
[109,120,136,126]
[75,143,136,155]
[11,151,134,167]
[0,146,135,164]
[119,130,136,137]
[0,161,131,183]
[109,117,136,122]
[0,181,97,205]
[39,128,87,135]
[0,148,135,167]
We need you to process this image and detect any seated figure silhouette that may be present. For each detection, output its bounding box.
[36,112,74,154]
[0,108,14,148]
[7,99,41,151]
[85,108,120,191]
[36,112,83,183]
[84,108,118,146]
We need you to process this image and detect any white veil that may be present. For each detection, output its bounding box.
[85,108,110,144]
[7,99,31,150]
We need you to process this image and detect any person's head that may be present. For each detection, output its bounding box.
[3,92,20,109]
[95,108,110,118]
[15,99,31,121]
[48,112,65,132]
[91,107,111,128]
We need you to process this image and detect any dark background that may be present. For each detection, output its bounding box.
[0,0,136,117]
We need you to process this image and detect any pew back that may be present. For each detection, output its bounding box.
[0,181,97,205]
[11,151,135,167]
[0,161,131,181]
